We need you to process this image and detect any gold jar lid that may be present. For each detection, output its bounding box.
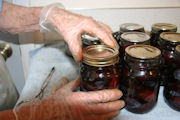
[120,23,144,32]
[176,45,180,53]
[125,44,161,59]
[121,32,150,42]
[160,32,180,43]
[83,45,119,67]
[152,23,177,32]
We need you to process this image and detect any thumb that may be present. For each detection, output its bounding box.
[58,77,80,94]
[50,77,69,94]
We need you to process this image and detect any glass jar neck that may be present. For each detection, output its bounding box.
[124,54,161,69]
[159,39,180,51]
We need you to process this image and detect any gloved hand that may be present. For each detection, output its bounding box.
[15,77,124,120]
[39,3,119,62]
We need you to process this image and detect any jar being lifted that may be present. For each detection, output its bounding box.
[80,45,120,91]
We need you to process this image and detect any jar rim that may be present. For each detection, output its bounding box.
[160,32,180,43]
[125,44,161,59]
[82,45,119,67]
[120,23,144,31]
[152,23,177,32]
[121,32,150,43]
[176,45,180,53]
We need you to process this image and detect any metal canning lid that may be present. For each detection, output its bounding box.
[125,44,161,59]
[160,32,180,43]
[176,45,180,53]
[121,32,150,42]
[83,45,119,67]
[120,23,144,32]
[82,34,99,42]
[152,23,177,32]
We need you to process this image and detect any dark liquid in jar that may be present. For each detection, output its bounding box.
[120,45,161,114]
[163,46,180,111]
[121,64,160,113]
[80,63,120,91]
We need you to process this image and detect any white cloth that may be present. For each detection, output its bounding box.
[16,41,79,104]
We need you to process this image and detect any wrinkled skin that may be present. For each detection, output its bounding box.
[16,78,124,120]
[47,8,119,61]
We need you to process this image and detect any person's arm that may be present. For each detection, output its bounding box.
[0,78,124,120]
[0,2,118,62]
[0,110,16,120]
[0,1,41,34]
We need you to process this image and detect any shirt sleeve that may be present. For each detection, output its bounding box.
[0,0,2,12]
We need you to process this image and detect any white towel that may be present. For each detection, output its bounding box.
[17,41,79,104]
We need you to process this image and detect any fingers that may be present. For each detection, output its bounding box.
[60,77,80,93]
[82,18,119,49]
[67,34,83,62]
[50,77,69,94]
[77,89,123,103]
[85,100,125,114]
[97,21,113,34]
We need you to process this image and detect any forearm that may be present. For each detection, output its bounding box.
[0,110,16,120]
[0,1,42,34]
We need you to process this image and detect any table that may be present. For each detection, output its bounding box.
[114,87,180,120]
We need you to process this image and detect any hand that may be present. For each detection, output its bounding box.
[40,4,119,61]
[48,77,125,120]
[15,78,124,120]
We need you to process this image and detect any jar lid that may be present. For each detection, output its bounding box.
[82,34,99,42]
[160,32,180,43]
[120,23,144,33]
[121,32,150,42]
[176,45,180,53]
[83,45,119,67]
[152,23,177,32]
[125,44,161,59]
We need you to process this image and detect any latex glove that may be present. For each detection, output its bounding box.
[15,78,124,120]
[39,3,119,62]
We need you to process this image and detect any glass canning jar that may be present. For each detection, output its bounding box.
[163,45,180,111]
[80,45,120,91]
[121,44,161,114]
[119,32,150,64]
[150,23,177,48]
[113,23,145,45]
[159,32,180,86]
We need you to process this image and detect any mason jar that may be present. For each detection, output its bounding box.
[159,32,180,86]
[119,32,150,64]
[80,45,120,91]
[163,45,180,111]
[150,23,177,48]
[113,23,145,45]
[121,44,161,114]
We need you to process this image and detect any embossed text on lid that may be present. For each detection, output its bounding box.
[160,32,180,43]
[125,44,161,59]
[121,32,150,42]
[152,23,177,32]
